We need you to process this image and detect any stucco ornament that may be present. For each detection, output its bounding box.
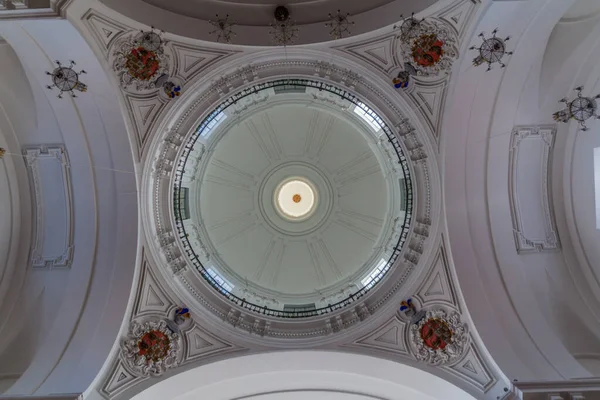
[399,19,458,76]
[112,30,169,91]
[121,320,180,376]
[408,308,468,365]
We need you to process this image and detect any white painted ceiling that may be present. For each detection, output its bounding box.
[193,100,393,304]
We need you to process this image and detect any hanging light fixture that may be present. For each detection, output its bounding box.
[553,86,600,131]
[326,10,354,40]
[46,60,87,98]
[209,14,236,44]
[469,28,513,71]
[269,6,298,46]
[394,13,424,44]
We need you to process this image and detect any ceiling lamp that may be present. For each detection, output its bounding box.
[469,28,513,71]
[46,60,87,98]
[209,14,236,44]
[326,9,354,40]
[394,13,424,44]
[553,86,600,131]
[269,5,298,46]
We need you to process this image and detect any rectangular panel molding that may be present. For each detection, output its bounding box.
[509,125,560,253]
[23,145,74,268]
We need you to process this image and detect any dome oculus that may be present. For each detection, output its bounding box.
[275,178,317,220]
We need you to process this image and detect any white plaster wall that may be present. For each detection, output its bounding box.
[0,19,138,396]
[442,0,600,384]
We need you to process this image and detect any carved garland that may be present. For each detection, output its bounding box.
[112,32,169,91]
[121,320,181,376]
[409,308,468,365]
[399,19,458,76]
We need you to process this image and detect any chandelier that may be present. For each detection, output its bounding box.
[46,60,87,98]
[553,86,600,131]
[394,13,424,44]
[209,14,236,44]
[269,6,298,46]
[326,9,354,40]
[469,29,513,71]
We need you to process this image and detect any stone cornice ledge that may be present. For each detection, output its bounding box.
[50,0,75,18]
[0,7,58,19]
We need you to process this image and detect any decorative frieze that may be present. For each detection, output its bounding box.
[408,308,469,366]
[121,320,181,377]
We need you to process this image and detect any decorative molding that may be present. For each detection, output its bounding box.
[124,93,166,153]
[81,9,130,54]
[338,34,398,75]
[112,32,170,91]
[407,308,469,365]
[121,319,181,377]
[398,18,458,77]
[406,78,448,142]
[414,245,456,307]
[348,316,409,356]
[23,145,74,269]
[437,0,481,39]
[171,42,238,83]
[100,359,146,398]
[133,256,174,317]
[183,323,238,363]
[443,343,496,391]
[509,125,560,253]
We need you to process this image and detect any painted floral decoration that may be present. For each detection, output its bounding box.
[411,33,444,67]
[137,329,171,362]
[420,317,452,350]
[408,308,468,365]
[113,30,169,91]
[398,19,457,76]
[121,320,180,376]
[125,47,160,81]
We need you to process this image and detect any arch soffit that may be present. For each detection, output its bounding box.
[441,0,600,383]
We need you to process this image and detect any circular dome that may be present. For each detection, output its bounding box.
[274,177,317,221]
[173,79,413,318]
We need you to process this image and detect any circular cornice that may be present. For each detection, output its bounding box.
[142,50,440,344]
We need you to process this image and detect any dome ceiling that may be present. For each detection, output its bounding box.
[177,81,411,316]
[99,0,438,45]
[197,104,388,301]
